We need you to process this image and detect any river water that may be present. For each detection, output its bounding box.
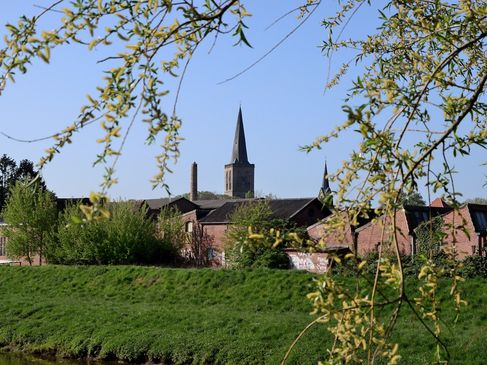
[0,353,85,365]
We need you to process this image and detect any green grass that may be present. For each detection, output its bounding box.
[0,266,486,364]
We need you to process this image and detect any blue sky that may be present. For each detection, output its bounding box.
[0,1,485,201]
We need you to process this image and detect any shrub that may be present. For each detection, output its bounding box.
[332,251,452,278]
[157,206,186,256]
[461,256,487,278]
[250,248,289,269]
[415,216,445,256]
[224,200,294,269]
[52,201,174,265]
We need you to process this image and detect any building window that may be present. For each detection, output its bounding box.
[185,221,193,233]
[0,237,6,256]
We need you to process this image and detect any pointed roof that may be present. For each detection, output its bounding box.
[230,107,249,164]
[320,162,331,195]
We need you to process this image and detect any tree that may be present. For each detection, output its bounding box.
[399,191,426,206]
[224,200,291,269]
[185,222,214,267]
[464,197,487,205]
[0,1,485,363]
[3,179,57,265]
[157,206,187,258]
[181,191,230,200]
[299,1,484,363]
[0,155,47,212]
[0,154,17,211]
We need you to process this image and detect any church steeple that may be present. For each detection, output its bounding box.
[319,162,332,203]
[224,107,255,198]
[230,107,249,164]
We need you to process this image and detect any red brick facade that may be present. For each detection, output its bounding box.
[356,211,412,255]
[441,205,486,259]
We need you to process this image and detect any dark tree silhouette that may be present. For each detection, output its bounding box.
[0,155,47,212]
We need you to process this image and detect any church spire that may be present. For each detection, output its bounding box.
[230,107,249,164]
[319,161,332,202]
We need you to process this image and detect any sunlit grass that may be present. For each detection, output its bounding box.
[0,266,485,364]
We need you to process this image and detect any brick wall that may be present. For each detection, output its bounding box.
[307,219,354,248]
[356,210,412,255]
[202,223,228,251]
[441,206,479,259]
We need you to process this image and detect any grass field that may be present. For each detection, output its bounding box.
[0,266,486,364]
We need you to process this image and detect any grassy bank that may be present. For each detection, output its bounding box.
[0,266,486,364]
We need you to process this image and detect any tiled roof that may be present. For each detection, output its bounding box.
[193,199,242,210]
[143,197,176,210]
[403,205,451,233]
[199,198,318,224]
[356,205,451,233]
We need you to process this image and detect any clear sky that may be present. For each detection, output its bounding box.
[0,1,485,201]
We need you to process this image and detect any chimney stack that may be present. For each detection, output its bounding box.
[190,162,198,201]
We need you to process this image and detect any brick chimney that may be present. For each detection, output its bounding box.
[190,162,198,201]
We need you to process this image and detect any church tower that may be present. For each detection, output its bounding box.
[224,107,255,198]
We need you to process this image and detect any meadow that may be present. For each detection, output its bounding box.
[0,266,485,364]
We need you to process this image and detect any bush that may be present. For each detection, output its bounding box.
[157,206,186,256]
[461,255,487,278]
[250,248,290,269]
[332,251,452,277]
[224,200,296,269]
[51,201,174,265]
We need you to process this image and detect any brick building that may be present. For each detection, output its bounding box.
[355,205,451,255]
[441,203,487,259]
[307,209,376,253]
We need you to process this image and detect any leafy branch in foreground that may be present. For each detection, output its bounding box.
[297,1,485,363]
[0,0,251,214]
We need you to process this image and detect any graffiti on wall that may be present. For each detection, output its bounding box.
[286,251,331,273]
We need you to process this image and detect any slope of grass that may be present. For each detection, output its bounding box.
[0,266,485,364]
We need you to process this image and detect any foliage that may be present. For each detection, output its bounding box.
[53,201,172,265]
[461,256,487,278]
[156,206,186,257]
[181,191,231,200]
[298,0,485,362]
[2,179,57,265]
[0,0,251,209]
[0,154,46,211]
[224,200,297,269]
[185,222,214,267]
[244,247,290,269]
[414,216,445,256]
[464,197,487,205]
[399,191,426,206]
[0,155,16,211]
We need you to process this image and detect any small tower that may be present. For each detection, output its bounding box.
[319,162,332,204]
[224,107,255,198]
